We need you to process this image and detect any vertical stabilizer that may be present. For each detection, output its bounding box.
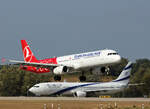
[112,62,132,84]
[21,40,38,62]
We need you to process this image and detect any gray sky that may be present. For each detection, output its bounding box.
[0,0,150,63]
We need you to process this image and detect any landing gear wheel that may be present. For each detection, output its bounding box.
[79,76,86,82]
[54,75,61,81]
[101,67,110,75]
[106,67,110,75]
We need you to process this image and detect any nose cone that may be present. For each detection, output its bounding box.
[28,86,42,96]
[28,87,35,94]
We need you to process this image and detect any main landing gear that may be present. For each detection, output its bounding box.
[101,67,110,75]
[79,76,86,82]
[79,72,86,82]
[54,75,61,81]
[53,72,87,82]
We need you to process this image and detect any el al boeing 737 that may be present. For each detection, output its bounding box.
[29,62,132,97]
[9,40,121,81]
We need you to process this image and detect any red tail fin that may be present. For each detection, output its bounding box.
[21,40,38,62]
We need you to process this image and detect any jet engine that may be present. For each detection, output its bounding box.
[101,67,106,73]
[74,91,86,97]
[101,67,110,74]
[53,66,68,75]
[92,67,110,75]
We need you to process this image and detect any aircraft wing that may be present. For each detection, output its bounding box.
[128,83,145,86]
[9,59,62,69]
[72,87,113,93]
[85,88,113,92]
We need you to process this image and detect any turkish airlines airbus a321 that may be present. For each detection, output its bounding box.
[9,40,121,81]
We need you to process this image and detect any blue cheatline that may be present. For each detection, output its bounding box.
[52,82,100,95]
[112,76,130,82]
[124,63,132,70]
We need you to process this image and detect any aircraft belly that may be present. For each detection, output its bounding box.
[59,56,109,70]
[62,91,72,95]
[78,57,103,68]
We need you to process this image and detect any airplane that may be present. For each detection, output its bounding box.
[9,40,121,81]
[28,62,132,97]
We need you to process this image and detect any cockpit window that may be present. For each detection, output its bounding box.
[33,86,39,88]
[108,53,118,55]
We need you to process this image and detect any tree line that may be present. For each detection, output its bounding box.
[0,58,150,97]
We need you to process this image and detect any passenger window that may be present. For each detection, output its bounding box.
[34,86,39,88]
[108,53,118,55]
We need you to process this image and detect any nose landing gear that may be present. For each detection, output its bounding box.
[79,72,86,82]
[79,76,86,82]
[54,75,61,81]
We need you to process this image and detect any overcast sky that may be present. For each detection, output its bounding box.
[0,0,150,63]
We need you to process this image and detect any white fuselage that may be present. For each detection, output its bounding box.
[54,49,121,74]
[29,62,132,97]
[29,81,127,96]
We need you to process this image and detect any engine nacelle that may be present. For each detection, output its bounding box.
[92,67,110,75]
[101,67,106,73]
[74,91,86,97]
[101,67,110,74]
[53,66,68,75]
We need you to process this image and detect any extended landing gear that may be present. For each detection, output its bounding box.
[79,76,86,82]
[54,75,61,81]
[79,72,86,82]
[101,67,110,75]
